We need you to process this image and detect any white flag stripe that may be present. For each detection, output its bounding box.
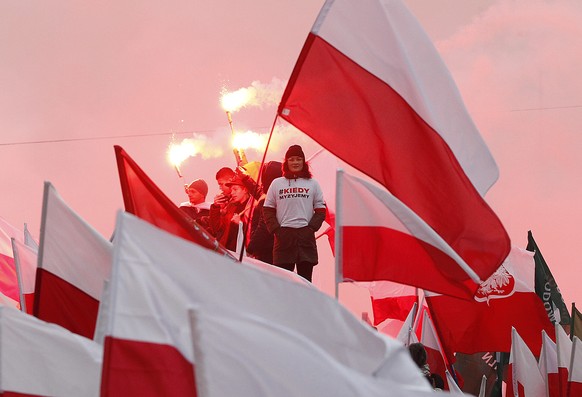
[0,306,102,396]
[313,0,497,194]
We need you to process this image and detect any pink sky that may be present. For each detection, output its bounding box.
[1,0,581,314]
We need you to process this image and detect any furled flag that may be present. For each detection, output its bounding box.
[369,280,418,328]
[0,216,23,302]
[420,310,449,391]
[426,246,554,358]
[101,212,406,396]
[114,145,232,257]
[11,238,37,314]
[336,170,485,299]
[557,323,573,397]
[279,0,510,286]
[34,182,112,339]
[571,303,582,341]
[395,302,419,345]
[527,230,570,327]
[0,306,102,396]
[539,330,559,397]
[188,308,435,397]
[567,337,582,397]
[506,328,546,397]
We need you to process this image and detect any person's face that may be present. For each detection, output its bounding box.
[229,185,249,204]
[217,177,232,195]
[287,156,304,173]
[186,187,204,205]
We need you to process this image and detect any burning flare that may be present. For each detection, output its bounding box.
[231,131,268,151]
[220,88,253,113]
[167,135,223,175]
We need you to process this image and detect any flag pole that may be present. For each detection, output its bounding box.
[572,302,577,341]
[334,169,344,300]
[11,238,26,313]
[237,114,279,263]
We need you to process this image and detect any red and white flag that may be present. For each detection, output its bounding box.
[507,328,546,397]
[188,308,434,397]
[539,329,560,397]
[395,302,419,345]
[34,182,112,339]
[369,280,418,327]
[0,306,102,396]
[279,0,510,286]
[0,216,23,302]
[420,310,449,390]
[426,246,554,359]
[557,324,572,397]
[101,212,400,396]
[567,337,582,397]
[11,238,37,314]
[337,170,486,298]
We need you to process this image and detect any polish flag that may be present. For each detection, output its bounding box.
[506,327,546,397]
[567,337,582,397]
[279,0,510,286]
[337,170,485,299]
[426,246,554,358]
[539,330,559,397]
[0,216,23,302]
[369,280,417,326]
[557,324,573,397]
[34,182,112,339]
[420,310,449,390]
[188,308,435,397]
[395,302,418,345]
[0,306,102,396]
[101,212,400,396]
[11,238,37,314]
[115,145,232,257]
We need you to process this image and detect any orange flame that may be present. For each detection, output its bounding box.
[231,130,268,151]
[220,87,254,113]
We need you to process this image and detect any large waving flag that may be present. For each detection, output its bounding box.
[279,0,510,286]
[101,212,404,396]
[34,182,112,339]
[506,328,546,397]
[114,145,231,257]
[337,170,484,298]
[426,246,554,358]
[0,306,102,396]
[188,308,434,397]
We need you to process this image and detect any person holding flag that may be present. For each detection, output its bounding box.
[263,145,326,281]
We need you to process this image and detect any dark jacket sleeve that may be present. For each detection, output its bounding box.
[262,206,280,234]
[308,207,327,232]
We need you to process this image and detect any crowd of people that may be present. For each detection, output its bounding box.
[178,144,327,282]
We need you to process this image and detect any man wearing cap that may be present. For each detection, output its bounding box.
[179,179,210,226]
[209,175,251,252]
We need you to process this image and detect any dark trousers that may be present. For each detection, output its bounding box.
[277,261,315,282]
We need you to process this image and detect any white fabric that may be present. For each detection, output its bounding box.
[510,327,545,397]
[569,337,582,383]
[106,212,393,375]
[538,330,558,379]
[264,177,325,228]
[189,308,434,397]
[0,306,102,396]
[556,323,572,370]
[312,0,498,195]
[396,302,418,346]
[39,182,112,299]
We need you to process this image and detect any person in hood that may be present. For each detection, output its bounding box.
[179,179,210,226]
[262,145,326,281]
[247,161,282,264]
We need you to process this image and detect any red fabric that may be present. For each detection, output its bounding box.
[101,336,196,397]
[371,295,417,325]
[559,368,569,397]
[23,293,34,315]
[33,268,98,339]
[280,34,509,284]
[115,146,231,257]
[428,291,553,359]
[0,253,18,301]
[568,381,582,397]
[343,226,477,298]
[547,372,561,397]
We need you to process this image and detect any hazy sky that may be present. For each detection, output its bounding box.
[1,0,581,312]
